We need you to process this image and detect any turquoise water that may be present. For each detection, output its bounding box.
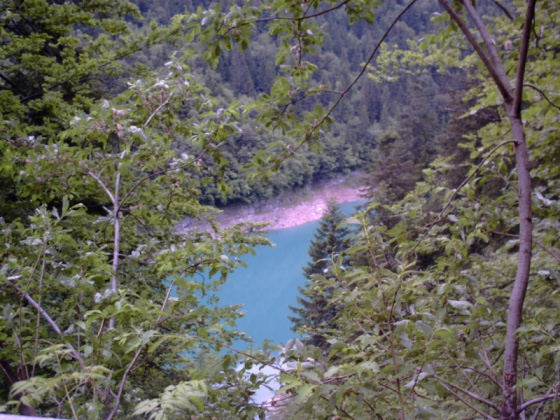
[218,201,365,348]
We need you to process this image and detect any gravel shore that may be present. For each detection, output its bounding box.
[208,176,367,230]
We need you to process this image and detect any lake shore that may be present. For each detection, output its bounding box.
[179,174,368,232]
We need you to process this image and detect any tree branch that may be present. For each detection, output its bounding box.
[8,281,63,335]
[411,136,514,255]
[0,71,19,90]
[524,83,560,111]
[512,0,536,116]
[435,377,497,419]
[492,230,560,265]
[84,169,115,204]
[518,386,559,414]
[499,1,536,415]
[144,91,174,127]
[294,0,419,154]
[218,0,352,40]
[491,0,514,21]
[438,0,512,103]
[461,0,513,101]
[105,345,144,420]
[434,374,501,413]
[109,172,121,330]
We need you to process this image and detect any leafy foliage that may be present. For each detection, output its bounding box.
[2,0,559,418]
[0,2,271,418]
[255,0,560,418]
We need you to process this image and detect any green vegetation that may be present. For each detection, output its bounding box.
[0,1,270,418]
[1,0,559,418]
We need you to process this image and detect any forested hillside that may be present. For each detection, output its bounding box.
[127,0,453,206]
[1,0,559,419]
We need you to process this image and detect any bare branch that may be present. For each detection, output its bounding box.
[500,1,535,414]
[0,71,19,89]
[105,346,144,420]
[512,0,537,116]
[411,136,514,255]
[491,0,514,21]
[109,172,122,330]
[155,278,176,327]
[218,0,352,41]
[297,0,352,21]
[492,230,560,266]
[524,84,560,111]
[461,1,504,68]
[320,394,356,420]
[434,374,501,413]
[6,280,106,400]
[519,387,560,414]
[144,91,175,127]
[84,169,115,204]
[8,282,62,335]
[294,0,419,154]
[478,339,503,389]
[32,258,47,377]
[435,378,497,419]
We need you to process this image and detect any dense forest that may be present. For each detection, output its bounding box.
[1,0,559,419]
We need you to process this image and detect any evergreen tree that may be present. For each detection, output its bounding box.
[289,201,352,349]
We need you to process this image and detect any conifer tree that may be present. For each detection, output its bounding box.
[289,200,352,349]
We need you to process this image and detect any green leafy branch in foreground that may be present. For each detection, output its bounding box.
[224,0,559,418]
[0,24,272,417]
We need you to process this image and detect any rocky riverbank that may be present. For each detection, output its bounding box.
[178,175,367,232]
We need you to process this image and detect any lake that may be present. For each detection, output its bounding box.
[218,200,365,348]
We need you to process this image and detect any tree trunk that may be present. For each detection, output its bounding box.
[438,0,536,418]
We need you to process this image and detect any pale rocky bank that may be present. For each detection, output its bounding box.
[179,175,367,232]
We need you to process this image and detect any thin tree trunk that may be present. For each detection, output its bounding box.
[109,172,121,330]
[500,1,536,416]
[501,113,532,419]
[438,0,536,418]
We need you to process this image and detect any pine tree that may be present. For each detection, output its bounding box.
[289,200,352,349]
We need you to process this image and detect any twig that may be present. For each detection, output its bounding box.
[155,278,177,327]
[32,257,47,378]
[7,255,112,409]
[478,338,503,389]
[512,0,536,117]
[84,169,115,204]
[530,383,559,419]
[323,372,356,384]
[434,374,501,412]
[492,230,560,265]
[410,136,514,255]
[463,0,514,100]
[519,386,559,414]
[524,83,560,111]
[105,346,144,420]
[435,378,497,419]
[109,172,121,330]
[491,0,514,21]
[217,0,352,42]
[8,282,63,335]
[444,352,484,397]
[293,0,420,154]
[144,91,175,127]
[320,394,356,419]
